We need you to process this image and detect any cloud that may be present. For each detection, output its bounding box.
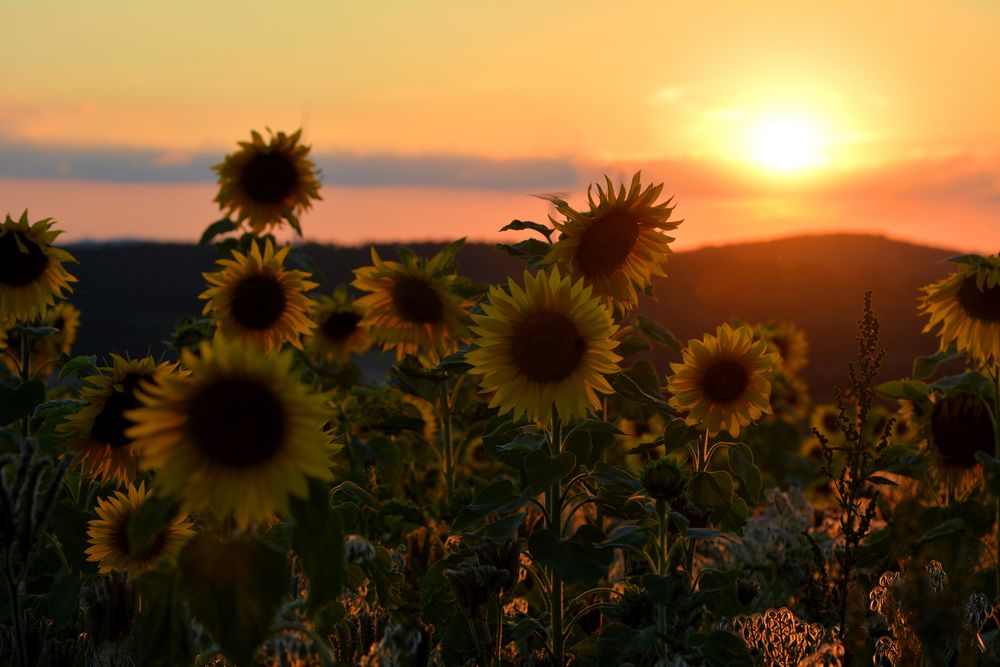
[0,142,579,192]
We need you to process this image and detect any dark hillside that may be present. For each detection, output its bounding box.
[67,234,962,399]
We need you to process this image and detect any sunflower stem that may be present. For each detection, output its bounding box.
[547,410,565,666]
[655,498,669,661]
[20,332,30,441]
[440,381,455,511]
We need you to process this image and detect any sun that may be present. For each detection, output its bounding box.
[751,116,822,172]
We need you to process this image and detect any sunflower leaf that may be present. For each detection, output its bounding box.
[493,239,550,269]
[58,355,98,380]
[453,478,526,531]
[500,219,554,240]
[524,450,577,494]
[726,443,761,506]
[286,246,327,288]
[875,379,929,402]
[133,568,195,667]
[527,525,613,583]
[689,470,734,509]
[288,479,345,614]
[197,218,238,246]
[0,380,46,426]
[127,494,181,560]
[635,314,682,353]
[178,534,287,667]
[912,349,961,380]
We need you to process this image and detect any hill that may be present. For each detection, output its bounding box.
[66,233,961,400]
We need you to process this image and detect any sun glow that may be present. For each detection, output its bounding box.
[751,117,823,172]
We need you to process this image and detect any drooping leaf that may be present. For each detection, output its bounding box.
[288,479,345,613]
[178,534,288,667]
[499,219,554,239]
[524,449,577,494]
[727,443,761,505]
[198,218,239,245]
[689,470,734,509]
[453,478,526,531]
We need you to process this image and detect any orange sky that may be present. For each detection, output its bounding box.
[2,1,998,249]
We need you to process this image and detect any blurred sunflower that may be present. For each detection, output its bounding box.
[307,286,371,363]
[919,254,1000,365]
[126,339,335,528]
[213,129,321,234]
[756,320,809,376]
[543,172,681,310]
[352,246,471,365]
[768,373,811,422]
[61,355,181,486]
[890,407,919,445]
[201,239,317,352]
[618,413,666,451]
[1,301,80,377]
[810,403,845,445]
[930,391,995,470]
[85,482,194,576]
[667,323,777,437]
[466,268,621,423]
[0,211,77,322]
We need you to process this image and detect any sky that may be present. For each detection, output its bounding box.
[2,1,999,250]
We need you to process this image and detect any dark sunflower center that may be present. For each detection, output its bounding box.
[230,273,287,330]
[698,359,749,404]
[91,374,147,449]
[576,210,641,278]
[241,151,299,205]
[510,310,585,383]
[772,336,789,357]
[391,277,444,324]
[0,231,49,287]
[112,511,134,556]
[822,413,839,433]
[187,376,286,469]
[931,393,995,468]
[321,310,362,341]
[53,316,65,330]
[957,276,1000,323]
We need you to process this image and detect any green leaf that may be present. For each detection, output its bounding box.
[493,239,550,269]
[918,518,966,543]
[453,478,525,531]
[198,218,238,245]
[878,445,930,479]
[287,246,327,288]
[912,349,960,380]
[867,475,899,487]
[930,371,993,394]
[134,568,194,667]
[32,399,85,453]
[689,470,734,509]
[599,523,648,551]
[875,379,929,401]
[499,219,554,239]
[609,361,669,411]
[689,630,754,667]
[590,462,642,494]
[527,525,613,583]
[288,479,345,614]
[178,535,288,667]
[58,355,98,380]
[616,334,652,358]
[727,443,761,505]
[331,480,375,506]
[128,494,181,560]
[524,450,577,494]
[478,513,525,540]
[635,314,682,352]
[695,570,742,617]
[0,380,46,425]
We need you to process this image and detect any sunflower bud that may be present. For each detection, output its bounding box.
[640,458,689,502]
[736,578,760,606]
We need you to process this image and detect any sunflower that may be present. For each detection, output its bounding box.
[0,211,77,322]
[306,286,371,363]
[810,403,845,445]
[61,355,182,486]
[466,267,621,423]
[213,129,321,234]
[929,391,995,470]
[667,324,777,437]
[200,239,317,352]
[126,339,335,528]
[542,172,681,310]
[919,253,1000,365]
[889,407,919,445]
[755,320,809,376]
[85,482,194,576]
[768,373,811,422]
[352,246,471,365]
[1,301,80,377]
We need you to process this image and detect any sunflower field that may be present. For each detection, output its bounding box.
[3,129,1000,667]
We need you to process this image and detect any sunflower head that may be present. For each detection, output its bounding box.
[667,323,777,437]
[126,339,336,529]
[919,253,1000,365]
[466,267,621,424]
[352,242,473,365]
[810,403,845,445]
[930,391,995,470]
[306,286,371,363]
[0,211,77,322]
[542,172,681,310]
[755,320,809,376]
[213,129,321,235]
[200,239,317,352]
[61,354,183,486]
[85,482,194,576]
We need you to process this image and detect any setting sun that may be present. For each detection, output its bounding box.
[751,117,823,172]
